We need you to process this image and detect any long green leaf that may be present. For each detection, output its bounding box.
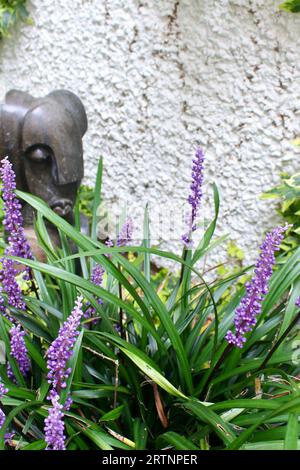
[183,399,236,445]
[284,412,299,449]
[91,157,103,241]
[158,431,200,450]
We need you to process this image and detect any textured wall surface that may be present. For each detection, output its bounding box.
[1,0,300,268]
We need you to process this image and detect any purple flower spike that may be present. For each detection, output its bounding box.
[0,381,8,397]
[0,289,8,319]
[44,393,66,450]
[0,158,31,312]
[44,297,84,449]
[117,218,134,247]
[91,264,105,286]
[182,148,205,247]
[226,225,289,348]
[0,157,33,271]
[7,324,31,379]
[0,380,8,429]
[0,409,5,429]
[296,297,300,308]
[105,218,133,254]
[0,158,33,380]
[84,264,105,322]
[47,296,84,392]
[0,258,26,312]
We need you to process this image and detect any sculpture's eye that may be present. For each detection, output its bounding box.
[26,145,52,163]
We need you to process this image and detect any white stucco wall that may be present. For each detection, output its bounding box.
[1,0,300,268]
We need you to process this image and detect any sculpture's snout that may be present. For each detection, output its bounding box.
[50,199,73,217]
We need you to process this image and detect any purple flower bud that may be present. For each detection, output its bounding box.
[182,148,205,247]
[296,297,300,308]
[105,238,114,248]
[0,381,8,397]
[226,225,288,348]
[64,394,73,412]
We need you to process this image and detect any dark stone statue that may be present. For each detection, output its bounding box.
[0,89,87,226]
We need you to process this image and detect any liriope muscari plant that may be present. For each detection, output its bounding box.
[0,149,299,452]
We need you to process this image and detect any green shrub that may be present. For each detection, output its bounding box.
[0,0,30,39]
[262,172,300,252]
[280,0,300,13]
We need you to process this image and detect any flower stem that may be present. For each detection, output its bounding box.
[201,343,233,399]
[118,263,125,339]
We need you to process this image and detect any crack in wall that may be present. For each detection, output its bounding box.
[128,25,138,52]
[167,0,180,33]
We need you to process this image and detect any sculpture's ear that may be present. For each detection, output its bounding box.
[5,89,35,109]
[47,90,88,137]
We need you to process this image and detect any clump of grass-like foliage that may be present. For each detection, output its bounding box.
[0,157,300,450]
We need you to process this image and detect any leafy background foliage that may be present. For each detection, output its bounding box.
[0,0,30,39]
[280,0,300,12]
[263,171,300,252]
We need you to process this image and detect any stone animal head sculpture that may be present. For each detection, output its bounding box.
[0,89,87,225]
